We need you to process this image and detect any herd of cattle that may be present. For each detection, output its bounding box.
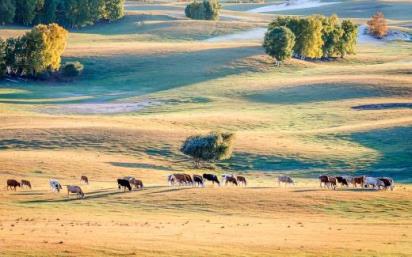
[5,173,395,199]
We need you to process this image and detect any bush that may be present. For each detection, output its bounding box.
[263,26,295,65]
[61,61,84,77]
[185,0,220,20]
[367,11,388,39]
[181,131,235,167]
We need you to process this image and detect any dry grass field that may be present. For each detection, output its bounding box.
[1,0,412,256]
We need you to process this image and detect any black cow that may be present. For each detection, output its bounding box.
[203,174,220,186]
[117,179,132,191]
[336,176,349,187]
[193,175,204,187]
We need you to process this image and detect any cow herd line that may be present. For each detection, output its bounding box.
[5,173,395,199]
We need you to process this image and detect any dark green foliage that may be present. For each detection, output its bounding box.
[263,26,295,64]
[0,0,16,25]
[104,0,125,21]
[266,15,358,61]
[0,39,6,77]
[14,0,38,26]
[61,61,84,77]
[185,0,220,20]
[2,0,125,27]
[181,131,235,165]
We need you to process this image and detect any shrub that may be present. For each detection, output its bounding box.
[185,0,220,20]
[263,26,295,65]
[61,61,84,77]
[367,11,388,38]
[181,131,235,167]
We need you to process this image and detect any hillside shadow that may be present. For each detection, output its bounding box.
[352,103,412,110]
[245,83,412,105]
[0,45,263,105]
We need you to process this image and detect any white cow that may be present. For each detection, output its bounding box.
[364,177,385,190]
[49,179,63,192]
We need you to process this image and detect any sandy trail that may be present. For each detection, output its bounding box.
[248,0,340,13]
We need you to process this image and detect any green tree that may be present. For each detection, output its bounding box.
[0,0,16,25]
[263,26,295,65]
[338,20,358,57]
[185,0,220,20]
[41,0,58,24]
[14,0,38,25]
[104,0,125,21]
[0,39,7,77]
[320,15,343,58]
[181,131,235,167]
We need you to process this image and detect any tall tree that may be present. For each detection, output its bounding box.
[14,0,38,26]
[299,16,324,59]
[263,26,295,65]
[367,11,388,38]
[0,0,16,25]
[320,15,344,58]
[41,0,58,24]
[338,20,358,57]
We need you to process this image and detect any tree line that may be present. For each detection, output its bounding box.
[263,15,358,65]
[0,23,70,79]
[0,0,125,28]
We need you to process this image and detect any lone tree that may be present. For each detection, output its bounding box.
[367,11,388,38]
[181,131,235,167]
[185,0,221,20]
[263,26,295,65]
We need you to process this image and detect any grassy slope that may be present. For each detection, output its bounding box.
[0,1,412,256]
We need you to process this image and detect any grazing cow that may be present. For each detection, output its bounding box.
[80,176,89,184]
[378,177,395,191]
[21,179,32,189]
[171,174,189,186]
[202,174,220,186]
[67,185,85,198]
[49,179,63,192]
[193,175,204,187]
[222,174,235,184]
[319,175,329,188]
[318,175,336,190]
[117,179,132,191]
[168,174,175,186]
[336,176,349,187]
[327,176,337,190]
[278,175,294,186]
[184,174,193,186]
[236,176,247,186]
[130,179,144,189]
[7,179,21,191]
[364,177,385,190]
[351,176,366,188]
[225,176,238,186]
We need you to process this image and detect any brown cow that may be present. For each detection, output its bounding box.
[80,176,89,184]
[351,176,365,188]
[21,180,32,189]
[327,176,337,190]
[184,174,193,186]
[169,174,187,186]
[225,176,238,186]
[7,179,21,191]
[130,179,144,189]
[236,176,247,186]
[67,185,84,199]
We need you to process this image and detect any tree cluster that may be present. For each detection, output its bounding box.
[367,11,388,39]
[181,131,235,167]
[185,0,221,21]
[0,23,68,79]
[0,0,125,28]
[263,15,358,64]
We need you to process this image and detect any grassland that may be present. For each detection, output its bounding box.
[1,0,412,256]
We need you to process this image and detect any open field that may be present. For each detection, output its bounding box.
[1,0,412,256]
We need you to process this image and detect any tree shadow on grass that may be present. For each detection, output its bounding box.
[108,162,174,171]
